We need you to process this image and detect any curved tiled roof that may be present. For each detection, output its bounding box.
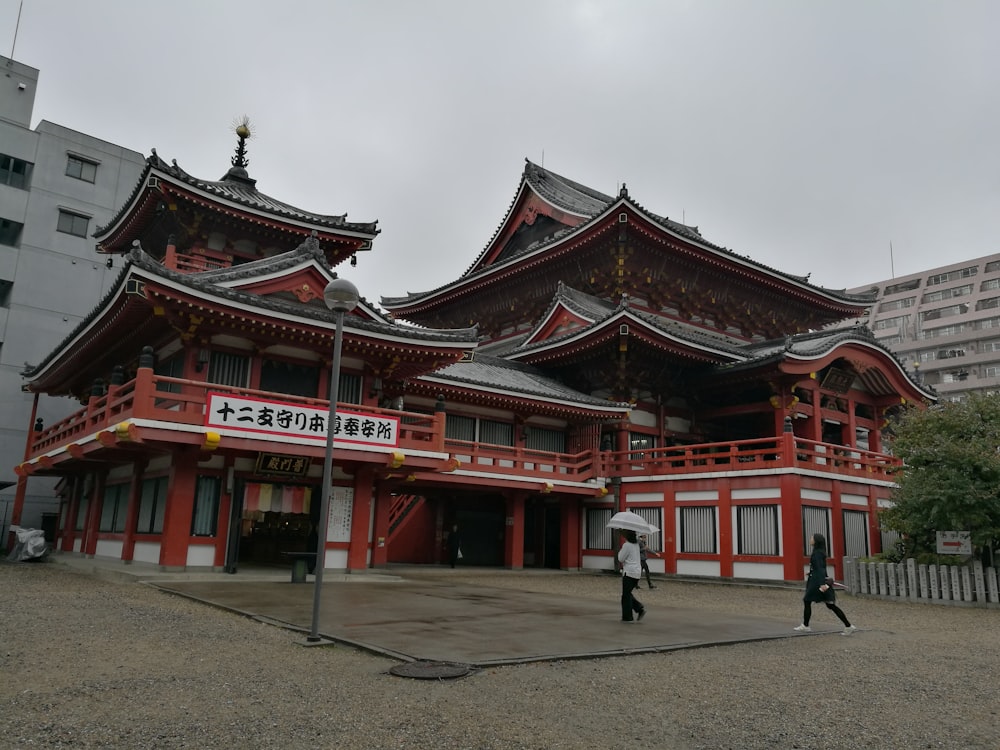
[713,324,936,400]
[512,284,747,360]
[96,151,378,239]
[419,353,631,411]
[382,161,876,310]
[23,244,476,382]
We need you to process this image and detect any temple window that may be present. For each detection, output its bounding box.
[136,477,168,534]
[260,359,321,399]
[735,505,779,556]
[444,414,514,446]
[191,476,222,536]
[57,209,90,237]
[525,426,566,453]
[99,483,129,533]
[680,506,717,554]
[843,510,871,557]
[65,154,98,183]
[207,351,251,388]
[629,431,656,461]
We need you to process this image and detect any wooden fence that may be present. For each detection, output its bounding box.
[843,557,1000,609]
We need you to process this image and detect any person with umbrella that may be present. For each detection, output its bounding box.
[617,529,646,622]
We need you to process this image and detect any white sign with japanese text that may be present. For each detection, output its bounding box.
[205,392,399,447]
[327,486,354,543]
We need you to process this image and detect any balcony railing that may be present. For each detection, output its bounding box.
[23,369,901,484]
[26,367,443,458]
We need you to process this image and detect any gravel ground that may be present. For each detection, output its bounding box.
[2,561,998,750]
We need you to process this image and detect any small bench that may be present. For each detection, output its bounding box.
[281,552,317,583]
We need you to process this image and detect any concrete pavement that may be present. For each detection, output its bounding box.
[48,554,811,667]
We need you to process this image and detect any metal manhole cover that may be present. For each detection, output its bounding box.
[389,660,472,680]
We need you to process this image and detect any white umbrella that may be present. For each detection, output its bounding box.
[606,510,659,535]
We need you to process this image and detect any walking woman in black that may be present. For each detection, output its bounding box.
[794,533,857,635]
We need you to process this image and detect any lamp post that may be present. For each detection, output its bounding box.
[308,276,360,643]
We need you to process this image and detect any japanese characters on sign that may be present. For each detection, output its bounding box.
[254,452,311,478]
[205,392,400,447]
[327,486,354,543]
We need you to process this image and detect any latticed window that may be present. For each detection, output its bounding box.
[802,506,831,555]
[479,419,513,446]
[736,505,779,555]
[629,507,662,552]
[525,426,566,452]
[680,506,716,553]
[586,507,615,550]
[842,509,870,558]
[445,414,475,441]
[207,351,250,388]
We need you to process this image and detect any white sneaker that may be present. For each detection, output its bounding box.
[793,624,811,632]
[841,625,858,636]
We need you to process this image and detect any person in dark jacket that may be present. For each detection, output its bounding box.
[794,532,857,635]
[638,534,659,589]
[446,523,462,568]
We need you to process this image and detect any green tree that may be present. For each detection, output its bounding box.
[883,392,1000,560]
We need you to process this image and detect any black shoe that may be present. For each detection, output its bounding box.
[637,609,646,621]
[648,584,656,589]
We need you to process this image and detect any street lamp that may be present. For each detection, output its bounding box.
[308,276,360,643]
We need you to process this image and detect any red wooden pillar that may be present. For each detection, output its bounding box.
[868,485,883,556]
[662,484,677,575]
[83,472,106,556]
[843,395,857,448]
[347,468,375,571]
[780,472,804,582]
[370,482,393,568]
[829,480,845,580]
[159,450,198,569]
[121,459,147,562]
[559,496,581,570]
[212,465,233,568]
[60,477,81,552]
[717,483,733,578]
[504,491,526,569]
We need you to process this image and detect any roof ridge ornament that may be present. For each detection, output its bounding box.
[619,182,629,199]
[222,116,257,186]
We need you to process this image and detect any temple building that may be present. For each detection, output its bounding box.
[12,140,934,583]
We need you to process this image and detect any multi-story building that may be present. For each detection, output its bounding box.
[849,254,1000,403]
[1,55,145,536]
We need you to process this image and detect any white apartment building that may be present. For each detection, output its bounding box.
[849,254,1000,403]
[1,55,145,536]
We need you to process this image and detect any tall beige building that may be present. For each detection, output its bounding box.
[849,253,1000,402]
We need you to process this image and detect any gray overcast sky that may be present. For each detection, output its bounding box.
[4,0,998,305]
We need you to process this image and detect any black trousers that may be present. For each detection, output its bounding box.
[803,600,850,627]
[621,576,644,621]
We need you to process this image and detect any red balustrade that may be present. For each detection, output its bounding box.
[24,370,900,483]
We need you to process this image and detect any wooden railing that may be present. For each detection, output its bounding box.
[24,370,901,484]
[600,435,900,482]
[26,368,444,457]
[445,440,598,481]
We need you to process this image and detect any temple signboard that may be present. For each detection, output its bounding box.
[205,392,400,447]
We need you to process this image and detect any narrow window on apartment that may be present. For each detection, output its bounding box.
[57,209,90,237]
[0,217,24,246]
[66,154,98,182]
